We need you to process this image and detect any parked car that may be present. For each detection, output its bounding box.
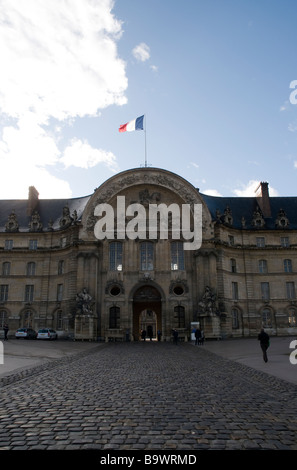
[37,328,58,340]
[15,328,37,339]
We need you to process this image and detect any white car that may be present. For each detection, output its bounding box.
[37,328,58,340]
[15,328,37,339]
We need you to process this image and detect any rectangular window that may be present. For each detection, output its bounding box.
[4,240,13,250]
[284,259,292,273]
[171,242,184,271]
[286,282,296,300]
[230,259,236,273]
[232,282,238,300]
[109,242,123,271]
[261,282,270,301]
[58,260,64,275]
[258,259,267,273]
[25,285,34,302]
[57,284,63,302]
[281,237,289,248]
[0,285,8,302]
[29,239,38,250]
[26,262,36,276]
[140,242,154,271]
[256,237,265,248]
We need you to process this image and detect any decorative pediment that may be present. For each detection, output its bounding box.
[275,208,289,228]
[28,211,43,232]
[251,206,265,228]
[59,206,73,229]
[5,210,19,232]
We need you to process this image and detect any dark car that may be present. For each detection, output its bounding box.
[15,328,37,339]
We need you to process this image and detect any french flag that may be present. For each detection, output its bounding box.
[119,115,144,133]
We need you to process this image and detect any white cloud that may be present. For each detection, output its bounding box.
[232,180,279,197]
[150,65,158,73]
[0,0,127,198]
[61,139,119,172]
[188,162,199,169]
[132,43,150,62]
[288,121,297,132]
[203,189,223,196]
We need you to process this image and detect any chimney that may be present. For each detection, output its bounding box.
[255,182,271,218]
[27,186,39,216]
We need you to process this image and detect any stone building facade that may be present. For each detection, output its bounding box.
[0,167,297,340]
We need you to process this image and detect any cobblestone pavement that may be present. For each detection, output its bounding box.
[1,341,297,451]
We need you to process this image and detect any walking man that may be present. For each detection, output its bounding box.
[258,328,270,362]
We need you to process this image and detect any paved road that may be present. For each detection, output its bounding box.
[0,339,297,451]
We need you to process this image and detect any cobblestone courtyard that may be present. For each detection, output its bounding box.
[1,342,297,450]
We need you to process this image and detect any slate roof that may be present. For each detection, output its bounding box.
[200,193,297,230]
[0,195,91,232]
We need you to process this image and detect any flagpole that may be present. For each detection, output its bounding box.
[144,114,147,167]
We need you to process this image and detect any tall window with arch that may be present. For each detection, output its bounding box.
[2,262,10,276]
[174,305,185,328]
[171,241,184,271]
[140,241,154,271]
[262,308,272,328]
[109,306,120,329]
[109,242,123,271]
[288,308,297,327]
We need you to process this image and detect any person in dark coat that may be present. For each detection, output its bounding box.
[258,328,270,362]
[3,323,9,341]
[195,328,201,345]
[173,329,178,345]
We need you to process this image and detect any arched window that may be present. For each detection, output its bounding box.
[23,310,33,327]
[109,306,120,329]
[171,242,184,271]
[140,242,154,271]
[288,308,297,327]
[231,308,239,329]
[109,242,123,271]
[262,308,272,328]
[2,262,10,276]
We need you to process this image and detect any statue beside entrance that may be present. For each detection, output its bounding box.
[74,288,97,341]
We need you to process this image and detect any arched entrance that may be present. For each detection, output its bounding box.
[133,285,162,341]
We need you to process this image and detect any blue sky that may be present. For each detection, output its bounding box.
[0,0,297,199]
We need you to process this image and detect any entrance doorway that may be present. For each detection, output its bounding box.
[132,285,162,341]
[140,309,157,340]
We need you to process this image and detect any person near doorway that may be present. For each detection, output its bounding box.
[141,329,146,341]
[258,328,270,362]
[147,325,153,341]
[173,329,178,345]
[195,327,201,345]
[157,329,162,341]
[200,330,205,345]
